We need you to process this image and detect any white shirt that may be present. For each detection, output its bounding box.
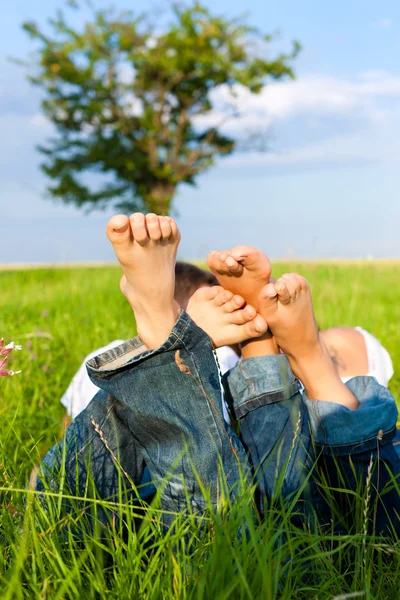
[61,340,125,419]
[61,341,239,421]
[340,327,394,388]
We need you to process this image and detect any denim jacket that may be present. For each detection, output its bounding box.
[224,355,400,534]
[38,311,400,534]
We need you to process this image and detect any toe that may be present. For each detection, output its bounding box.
[230,304,257,325]
[130,213,148,245]
[223,294,246,312]
[242,304,257,320]
[167,217,180,242]
[214,289,234,306]
[106,215,132,245]
[297,274,310,293]
[230,245,271,277]
[207,250,234,275]
[230,246,260,266]
[281,273,300,301]
[275,277,291,305]
[203,285,223,300]
[224,255,244,275]
[206,250,220,273]
[189,285,221,305]
[243,314,268,338]
[215,252,233,275]
[146,213,162,241]
[258,283,279,311]
[159,216,172,240]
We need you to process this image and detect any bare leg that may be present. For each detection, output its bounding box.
[258,274,359,409]
[104,213,254,522]
[106,213,180,349]
[319,327,369,378]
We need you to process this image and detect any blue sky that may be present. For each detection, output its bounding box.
[1,0,400,262]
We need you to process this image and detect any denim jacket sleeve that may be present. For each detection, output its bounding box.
[304,376,400,535]
[303,376,398,454]
[225,358,400,534]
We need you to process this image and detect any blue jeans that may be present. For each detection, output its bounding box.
[395,429,400,458]
[37,311,400,534]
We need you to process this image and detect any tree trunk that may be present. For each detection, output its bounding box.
[146,183,176,215]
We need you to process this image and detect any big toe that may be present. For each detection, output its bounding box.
[207,250,231,275]
[243,314,268,339]
[224,255,244,276]
[258,283,278,314]
[106,215,132,245]
[206,250,219,272]
[230,245,260,265]
[230,245,271,277]
[192,286,222,304]
[106,215,134,264]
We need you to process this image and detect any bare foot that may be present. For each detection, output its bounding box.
[186,286,268,347]
[258,274,359,409]
[207,246,278,357]
[106,213,181,349]
[207,246,272,308]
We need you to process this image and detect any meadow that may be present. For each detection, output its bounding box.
[0,262,399,599]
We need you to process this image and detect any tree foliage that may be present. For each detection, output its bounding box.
[23,2,300,214]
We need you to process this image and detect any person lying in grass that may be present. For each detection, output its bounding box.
[61,266,394,424]
[60,262,238,425]
[37,213,400,537]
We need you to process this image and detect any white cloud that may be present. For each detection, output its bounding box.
[192,70,400,170]
[374,18,393,29]
[30,113,49,127]
[3,67,400,181]
[196,71,400,129]
[225,130,400,170]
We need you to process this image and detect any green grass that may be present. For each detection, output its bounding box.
[0,263,399,598]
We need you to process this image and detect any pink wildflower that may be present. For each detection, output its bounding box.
[0,369,22,377]
[1,342,22,357]
[0,339,22,377]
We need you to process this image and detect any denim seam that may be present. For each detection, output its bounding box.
[234,381,301,418]
[168,313,192,347]
[89,311,191,372]
[96,334,181,368]
[283,416,308,495]
[178,334,228,459]
[238,361,257,399]
[89,328,188,378]
[66,396,121,467]
[308,401,329,444]
[313,425,397,454]
[91,338,148,368]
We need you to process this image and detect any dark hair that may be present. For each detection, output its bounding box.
[174,262,218,306]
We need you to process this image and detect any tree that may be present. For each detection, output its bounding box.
[23,2,300,215]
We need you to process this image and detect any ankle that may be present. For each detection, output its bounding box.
[288,342,359,410]
[136,303,180,349]
[240,332,280,359]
